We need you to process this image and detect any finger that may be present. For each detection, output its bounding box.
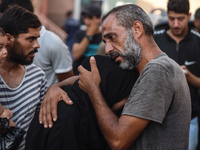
[61,92,73,106]
[39,103,43,124]
[46,98,53,128]
[8,111,13,119]
[41,100,48,128]
[90,56,97,72]
[78,65,86,74]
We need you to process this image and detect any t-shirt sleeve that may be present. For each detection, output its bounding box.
[49,34,73,74]
[122,64,174,124]
[73,30,85,44]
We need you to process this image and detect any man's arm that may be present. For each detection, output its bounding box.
[72,38,90,60]
[78,57,149,149]
[56,69,74,82]
[39,75,79,128]
[73,19,100,60]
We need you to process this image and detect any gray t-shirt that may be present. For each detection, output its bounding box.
[122,53,191,150]
[33,26,73,87]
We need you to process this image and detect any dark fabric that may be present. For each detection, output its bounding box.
[25,55,139,150]
[154,29,200,119]
[0,118,26,150]
[73,30,102,75]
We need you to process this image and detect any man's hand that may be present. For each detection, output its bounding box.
[9,120,16,127]
[86,18,100,36]
[39,84,73,128]
[181,65,189,75]
[78,56,101,94]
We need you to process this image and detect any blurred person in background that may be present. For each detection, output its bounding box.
[194,8,200,33]
[72,4,102,75]
[0,0,74,87]
[63,10,80,56]
[154,0,200,149]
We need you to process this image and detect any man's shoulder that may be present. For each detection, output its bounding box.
[25,64,45,76]
[154,29,166,36]
[148,53,179,72]
[40,29,62,42]
[190,30,200,39]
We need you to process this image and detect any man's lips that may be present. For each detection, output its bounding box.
[28,53,35,57]
[172,28,181,32]
[110,51,123,63]
[111,55,119,61]
[29,49,38,55]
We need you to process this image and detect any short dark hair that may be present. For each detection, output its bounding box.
[0,5,41,38]
[0,0,34,13]
[81,4,101,18]
[195,8,200,20]
[102,4,154,36]
[167,0,190,14]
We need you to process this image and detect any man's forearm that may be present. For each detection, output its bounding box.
[73,38,90,60]
[55,75,79,88]
[88,87,121,147]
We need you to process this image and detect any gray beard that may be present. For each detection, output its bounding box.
[119,29,142,70]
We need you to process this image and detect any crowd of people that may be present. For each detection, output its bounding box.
[0,0,200,149]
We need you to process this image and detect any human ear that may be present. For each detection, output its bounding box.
[132,21,143,39]
[6,33,14,45]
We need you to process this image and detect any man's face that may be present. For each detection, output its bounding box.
[102,14,142,70]
[7,27,40,65]
[168,11,190,37]
[84,15,101,27]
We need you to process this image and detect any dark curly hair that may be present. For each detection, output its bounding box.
[0,5,41,38]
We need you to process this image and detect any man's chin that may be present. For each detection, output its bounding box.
[119,62,135,70]
[19,59,33,65]
[172,30,183,36]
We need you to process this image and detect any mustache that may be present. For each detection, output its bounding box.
[110,51,123,64]
[110,51,123,57]
[28,49,38,55]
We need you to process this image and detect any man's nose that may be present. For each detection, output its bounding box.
[33,39,40,49]
[105,43,113,54]
[174,19,179,27]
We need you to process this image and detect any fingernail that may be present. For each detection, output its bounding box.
[49,124,52,128]
[91,56,95,60]
[39,121,42,124]
[44,124,47,128]
[53,118,56,122]
[69,99,72,103]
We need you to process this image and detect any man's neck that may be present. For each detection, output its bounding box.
[0,60,25,88]
[137,40,162,74]
[137,37,162,74]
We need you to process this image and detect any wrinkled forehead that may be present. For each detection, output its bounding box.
[101,14,119,36]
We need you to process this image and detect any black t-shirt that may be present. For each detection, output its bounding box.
[73,30,102,75]
[154,29,200,118]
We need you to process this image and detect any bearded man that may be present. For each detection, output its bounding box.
[39,4,191,150]
[0,5,47,150]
